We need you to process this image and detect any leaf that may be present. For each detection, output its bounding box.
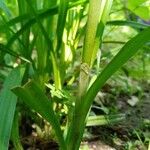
[0,44,31,63]
[0,1,88,32]
[0,7,58,32]
[5,1,87,47]
[86,114,125,127]
[128,0,148,8]
[0,0,11,17]
[6,6,58,48]
[68,26,150,150]
[0,66,25,150]
[107,20,149,29]
[82,0,104,66]
[56,0,69,51]
[127,0,150,20]
[85,26,150,110]
[12,81,67,150]
[24,0,62,89]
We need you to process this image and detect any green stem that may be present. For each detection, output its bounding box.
[11,110,23,150]
[78,63,90,99]
[78,0,102,99]
[66,1,113,150]
[69,25,150,150]
[91,0,113,66]
[79,0,113,98]
[82,0,102,66]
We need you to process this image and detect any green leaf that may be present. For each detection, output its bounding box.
[6,6,58,48]
[86,114,125,126]
[85,26,150,110]
[0,1,11,17]
[11,110,23,150]
[5,1,87,47]
[128,0,148,7]
[82,0,104,66]
[24,0,62,89]
[107,20,149,29]
[127,0,150,20]
[12,81,67,150]
[68,26,150,150]
[56,0,69,51]
[0,7,58,32]
[0,1,88,32]
[0,66,25,150]
[0,44,31,63]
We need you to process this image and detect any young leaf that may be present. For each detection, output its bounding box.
[12,81,67,150]
[0,0,11,17]
[86,114,125,126]
[67,26,150,150]
[107,20,149,29]
[56,0,69,51]
[127,0,150,20]
[0,66,25,150]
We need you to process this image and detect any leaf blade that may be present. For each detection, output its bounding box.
[68,26,150,150]
[107,20,149,29]
[0,66,25,150]
[12,81,67,150]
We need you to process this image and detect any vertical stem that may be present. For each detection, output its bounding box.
[78,0,102,99]
[91,0,113,68]
[82,0,103,66]
[11,110,23,150]
[66,1,113,150]
[78,0,113,101]
[78,63,90,99]
[51,52,62,90]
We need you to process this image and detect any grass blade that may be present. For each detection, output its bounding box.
[82,0,103,66]
[0,0,11,17]
[12,81,67,150]
[68,26,150,150]
[85,26,150,110]
[56,0,69,51]
[6,6,58,48]
[25,0,62,89]
[11,110,23,150]
[5,1,87,47]
[107,20,149,29]
[0,44,31,63]
[0,6,58,31]
[0,66,25,150]
[86,114,125,126]
[0,1,87,31]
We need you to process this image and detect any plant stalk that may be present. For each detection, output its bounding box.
[66,1,113,149]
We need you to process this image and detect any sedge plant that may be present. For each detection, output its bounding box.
[0,0,150,150]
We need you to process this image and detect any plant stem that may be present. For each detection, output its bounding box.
[71,25,150,150]
[82,0,103,66]
[66,1,113,149]
[11,110,23,150]
[78,0,102,99]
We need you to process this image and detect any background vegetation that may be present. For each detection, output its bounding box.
[0,0,150,150]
